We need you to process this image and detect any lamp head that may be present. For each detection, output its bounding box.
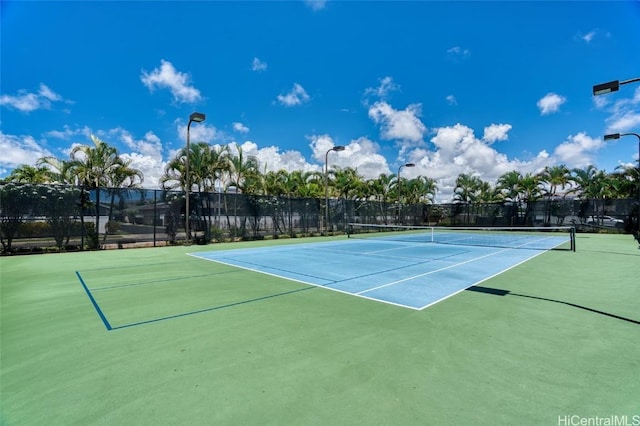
[604,133,621,141]
[332,145,346,152]
[189,112,206,123]
[593,80,620,96]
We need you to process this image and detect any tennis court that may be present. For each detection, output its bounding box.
[190,225,573,310]
[1,233,638,425]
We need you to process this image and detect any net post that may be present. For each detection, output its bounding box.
[571,226,576,252]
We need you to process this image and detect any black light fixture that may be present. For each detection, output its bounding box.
[324,146,346,234]
[185,112,206,243]
[593,80,620,96]
[592,76,640,245]
[603,133,620,141]
[593,78,640,96]
[397,163,416,225]
[605,132,640,245]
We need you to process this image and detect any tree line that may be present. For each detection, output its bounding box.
[3,135,639,217]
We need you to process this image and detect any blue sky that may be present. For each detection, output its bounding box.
[1,0,639,202]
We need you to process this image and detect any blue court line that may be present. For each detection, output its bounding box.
[77,258,205,273]
[75,271,112,331]
[110,286,315,330]
[90,269,241,291]
[206,255,339,283]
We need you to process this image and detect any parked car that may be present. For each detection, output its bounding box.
[586,215,624,228]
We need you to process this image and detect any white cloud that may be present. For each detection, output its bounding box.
[576,29,610,43]
[234,140,317,174]
[446,95,457,106]
[304,0,327,11]
[38,83,62,101]
[77,127,165,188]
[446,46,470,62]
[0,92,40,112]
[140,60,202,103]
[308,134,390,179]
[104,128,163,159]
[582,31,596,43]
[119,152,163,188]
[233,122,250,133]
[447,46,470,56]
[395,123,554,202]
[606,112,640,134]
[605,87,640,134]
[44,125,91,140]
[364,76,399,101]
[553,132,603,168]
[0,83,66,112]
[277,83,310,107]
[368,101,426,144]
[251,57,267,72]
[593,95,609,110]
[0,131,53,169]
[177,121,217,143]
[482,123,512,144]
[537,93,566,115]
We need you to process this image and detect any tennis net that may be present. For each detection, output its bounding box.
[347,223,575,251]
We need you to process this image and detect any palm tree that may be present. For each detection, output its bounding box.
[332,167,363,228]
[5,164,51,184]
[519,173,542,224]
[203,145,230,230]
[159,155,186,192]
[408,176,437,203]
[226,145,259,232]
[612,164,639,200]
[37,157,78,184]
[476,180,499,203]
[102,159,143,243]
[539,165,571,224]
[71,135,130,246]
[368,174,395,224]
[454,173,482,224]
[262,170,289,234]
[289,170,323,232]
[497,171,525,225]
[294,171,323,199]
[401,176,437,225]
[570,165,604,223]
[160,142,230,238]
[613,163,640,234]
[279,170,299,234]
[227,145,259,193]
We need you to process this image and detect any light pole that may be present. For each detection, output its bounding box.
[397,163,415,225]
[593,76,640,245]
[593,78,640,96]
[604,132,640,241]
[324,145,345,234]
[185,112,205,243]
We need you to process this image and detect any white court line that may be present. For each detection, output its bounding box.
[414,246,552,310]
[356,246,516,295]
[187,252,422,310]
[311,241,465,263]
[189,235,565,311]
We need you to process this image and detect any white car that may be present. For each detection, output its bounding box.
[586,215,624,228]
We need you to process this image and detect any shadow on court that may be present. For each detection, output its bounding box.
[466,285,640,326]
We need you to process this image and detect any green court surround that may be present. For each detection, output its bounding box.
[1,234,638,425]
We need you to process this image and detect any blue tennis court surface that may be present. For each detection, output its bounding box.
[191,236,566,310]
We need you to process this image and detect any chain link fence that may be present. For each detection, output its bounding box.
[2,183,638,254]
